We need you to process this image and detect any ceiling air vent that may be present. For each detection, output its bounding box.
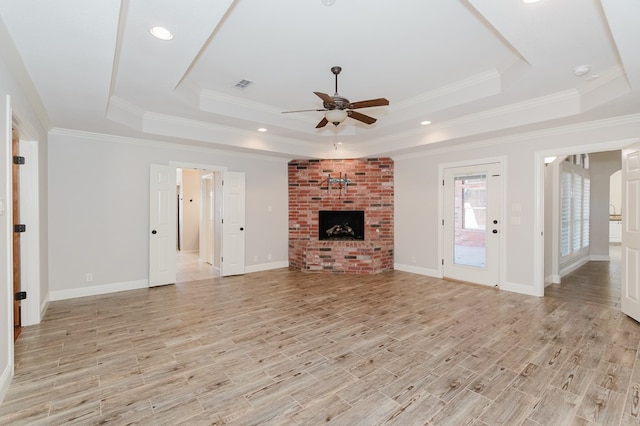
[235,79,253,89]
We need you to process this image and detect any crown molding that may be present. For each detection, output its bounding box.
[48,127,292,162]
[393,68,502,112]
[391,113,640,160]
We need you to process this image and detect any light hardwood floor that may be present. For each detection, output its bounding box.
[176,251,219,283]
[545,245,621,308]
[1,262,639,425]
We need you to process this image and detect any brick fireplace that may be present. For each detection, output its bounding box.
[288,158,394,274]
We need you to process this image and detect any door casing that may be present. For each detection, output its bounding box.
[439,157,506,288]
[440,161,505,287]
[534,138,640,298]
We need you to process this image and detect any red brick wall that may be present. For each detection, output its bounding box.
[288,158,394,273]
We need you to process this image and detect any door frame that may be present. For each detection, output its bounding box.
[534,137,640,298]
[439,156,506,287]
[169,161,228,273]
[10,117,42,327]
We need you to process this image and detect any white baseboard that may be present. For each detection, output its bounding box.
[590,254,611,262]
[393,263,442,278]
[245,261,289,274]
[560,256,590,278]
[545,275,561,286]
[501,281,542,297]
[49,279,149,301]
[0,361,12,404]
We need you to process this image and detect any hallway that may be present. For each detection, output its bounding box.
[176,250,219,283]
[545,245,621,308]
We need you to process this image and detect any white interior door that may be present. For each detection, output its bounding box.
[149,164,177,287]
[221,171,245,276]
[443,163,502,286]
[621,143,640,322]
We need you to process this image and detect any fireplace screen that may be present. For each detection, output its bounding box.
[319,210,365,240]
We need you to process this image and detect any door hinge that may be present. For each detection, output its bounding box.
[442,219,444,226]
[442,259,444,265]
[14,224,26,233]
[221,257,223,262]
[13,156,25,165]
[15,291,27,301]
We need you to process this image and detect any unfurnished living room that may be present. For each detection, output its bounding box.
[1,1,640,425]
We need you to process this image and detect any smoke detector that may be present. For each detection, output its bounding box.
[573,65,591,77]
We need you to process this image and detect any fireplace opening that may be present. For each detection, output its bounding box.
[319,210,365,240]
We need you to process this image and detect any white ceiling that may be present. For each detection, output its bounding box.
[1,0,639,158]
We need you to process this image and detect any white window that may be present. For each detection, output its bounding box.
[560,157,590,263]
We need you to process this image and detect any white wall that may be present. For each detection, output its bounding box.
[394,116,640,296]
[47,131,289,299]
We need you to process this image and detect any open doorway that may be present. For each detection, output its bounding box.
[176,168,221,282]
[542,150,622,306]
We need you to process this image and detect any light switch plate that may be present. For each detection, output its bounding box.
[0,199,5,216]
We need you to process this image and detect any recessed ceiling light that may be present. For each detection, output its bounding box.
[420,120,432,126]
[257,128,267,132]
[522,0,540,3]
[150,26,173,41]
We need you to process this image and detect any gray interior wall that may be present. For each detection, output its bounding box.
[181,169,201,252]
[589,151,622,257]
[394,118,640,295]
[47,131,288,294]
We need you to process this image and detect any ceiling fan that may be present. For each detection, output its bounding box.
[282,66,389,128]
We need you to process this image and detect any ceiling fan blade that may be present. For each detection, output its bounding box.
[315,117,329,128]
[348,98,389,109]
[282,108,326,114]
[314,92,334,105]
[348,110,377,125]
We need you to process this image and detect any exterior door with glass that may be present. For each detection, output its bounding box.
[443,163,502,286]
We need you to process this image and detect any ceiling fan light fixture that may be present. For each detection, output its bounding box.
[325,109,348,125]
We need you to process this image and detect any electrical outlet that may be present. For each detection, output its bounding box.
[86,273,93,282]
[267,253,272,261]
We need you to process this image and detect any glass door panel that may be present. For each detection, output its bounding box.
[453,174,487,268]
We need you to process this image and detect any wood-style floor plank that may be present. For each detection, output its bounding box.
[1,251,639,425]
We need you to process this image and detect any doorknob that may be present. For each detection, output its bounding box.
[240,227,244,231]
[151,230,157,235]
[493,220,498,224]
[492,229,498,234]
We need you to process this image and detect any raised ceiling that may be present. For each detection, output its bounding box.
[1,0,639,158]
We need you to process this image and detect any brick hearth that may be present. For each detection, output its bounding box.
[288,158,394,274]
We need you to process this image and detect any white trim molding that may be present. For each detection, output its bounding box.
[49,280,149,302]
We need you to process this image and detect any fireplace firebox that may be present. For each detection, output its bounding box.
[319,210,365,240]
